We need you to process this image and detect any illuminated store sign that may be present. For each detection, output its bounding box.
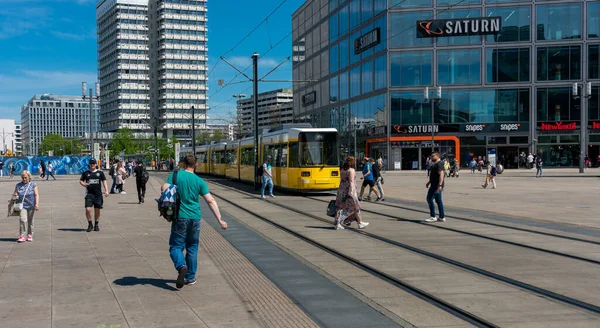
[416,17,501,38]
[539,122,577,131]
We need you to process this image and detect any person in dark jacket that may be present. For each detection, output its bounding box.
[133,161,147,204]
[367,158,385,201]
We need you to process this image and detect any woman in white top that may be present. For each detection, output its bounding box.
[13,170,39,242]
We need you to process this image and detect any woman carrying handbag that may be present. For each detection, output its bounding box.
[12,170,39,242]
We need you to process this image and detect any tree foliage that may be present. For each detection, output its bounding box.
[110,128,137,155]
[39,134,86,156]
[195,130,225,145]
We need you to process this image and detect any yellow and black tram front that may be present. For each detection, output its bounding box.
[288,130,340,192]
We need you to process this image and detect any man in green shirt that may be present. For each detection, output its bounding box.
[163,155,227,288]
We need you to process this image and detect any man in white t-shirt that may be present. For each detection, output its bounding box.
[527,153,534,169]
[261,155,274,200]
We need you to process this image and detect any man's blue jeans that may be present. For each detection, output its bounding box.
[426,186,445,219]
[261,175,273,197]
[110,175,117,193]
[169,218,201,281]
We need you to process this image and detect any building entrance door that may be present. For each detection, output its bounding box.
[401,148,419,170]
[497,146,518,169]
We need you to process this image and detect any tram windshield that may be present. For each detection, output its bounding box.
[299,132,339,166]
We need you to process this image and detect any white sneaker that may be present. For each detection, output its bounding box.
[261,195,266,200]
[120,191,126,194]
[437,217,446,222]
[335,223,345,230]
[269,194,275,198]
[425,217,437,222]
[358,222,369,229]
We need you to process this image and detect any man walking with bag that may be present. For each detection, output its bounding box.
[163,155,228,289]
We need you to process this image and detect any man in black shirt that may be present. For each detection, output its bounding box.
[79,159,109,232]
[425,152,445,223]
[133,161,147,204]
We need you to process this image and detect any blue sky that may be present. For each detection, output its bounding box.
[0,0,297,122]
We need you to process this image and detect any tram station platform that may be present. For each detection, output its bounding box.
[2,173,600,328]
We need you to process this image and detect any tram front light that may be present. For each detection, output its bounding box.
[301,171,311,177]
[331,171,339,176]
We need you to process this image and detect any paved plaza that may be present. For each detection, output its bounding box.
[375,168,600,229]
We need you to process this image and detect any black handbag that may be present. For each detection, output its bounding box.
[326,200,336,217]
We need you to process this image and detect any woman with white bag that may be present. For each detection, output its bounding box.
[12,170,39,242]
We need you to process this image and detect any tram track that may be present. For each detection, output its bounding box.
[204,179,600,318]
[314,195,600,244]
[208,190,498,328]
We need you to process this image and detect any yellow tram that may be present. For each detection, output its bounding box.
[191,126,340,192]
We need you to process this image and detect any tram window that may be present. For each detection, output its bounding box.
[280,146,288,167]
[227,150,237,164]
[289,142,299,167]
[241,147,253,165]
[299,132,339,166]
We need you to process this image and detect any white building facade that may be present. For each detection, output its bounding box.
[14,123,22,155]
[148,0,208,141]
[21,94,100,155]
[97,0,150,132]
[236,88,294,136]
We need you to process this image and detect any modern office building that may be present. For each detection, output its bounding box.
[97,0,150,132]
[236,88,294,136]
[148,0,208,141]
[292,0,600,169]
[14,123,22,155]
[21,94,100,155]
[206,123,235,140]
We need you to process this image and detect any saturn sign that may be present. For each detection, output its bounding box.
[416,17,501,38]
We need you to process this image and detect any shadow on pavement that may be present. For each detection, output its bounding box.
[57,228,87,232]
[305,225,335,230]
[0,238,16,242]
[118,202,141,205]
[113,276,178,291]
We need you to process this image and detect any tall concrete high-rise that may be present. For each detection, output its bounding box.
[148,0,208,140]
[97,0,150,132]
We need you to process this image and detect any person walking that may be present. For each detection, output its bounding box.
[163,154,228,288]
[109,160,117,194]
[536,150,544,178]
[79,159,109,232]
[261,155,275,199]
[13,170,39,242]
[470,158,477,173]
[425,152,446,223]
[39,161,46,179]
[367,158,385,201]
[377,155,384,173]
[482,161,497,189]
[133,161,147,204]
[358,157,381,201]
[425,156,431,176]
[9,163,15,179]
[46,162,56,180]
[334,156,369,230]
[0,159,4,177]
[116,161,127,194]
[126,160,133,177]
[527,152,534,169]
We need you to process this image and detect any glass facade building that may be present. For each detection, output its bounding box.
[292,0,600,169]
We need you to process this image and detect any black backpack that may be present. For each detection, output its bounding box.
[141,169,150,184]
[157,170,180,223]
[109,165,115,176]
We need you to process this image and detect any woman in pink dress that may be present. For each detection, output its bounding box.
[334,156,369,230]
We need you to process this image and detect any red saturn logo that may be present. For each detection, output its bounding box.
[419,21,443,35]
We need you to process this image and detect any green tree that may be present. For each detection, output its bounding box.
[196,131,211,145]
[39,134,65,155]
[110,128,137,155]
[211,130,225,142]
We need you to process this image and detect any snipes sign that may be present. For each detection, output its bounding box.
[416,17,501,38]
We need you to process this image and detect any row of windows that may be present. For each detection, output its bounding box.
[161,59,207,65]
[162,29,206,36]
[160,49,206,55]
[330,54,386,103]
[161,19,206,26]
[119,19,147,25]
[159,39,206,45]
[160,0,205,5]
[160,8,205,16]
[329,0,386,43]
[159,99,207,104]
[391,45,600,87]
[159,79,207,84]
[329,16,386,74]
[159,69,206,75]
[158,89,206,94]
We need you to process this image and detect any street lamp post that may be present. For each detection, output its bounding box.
[82,82,100,159]
[0,128,14,155]
[424,86,442,153]
[573,82,592,173]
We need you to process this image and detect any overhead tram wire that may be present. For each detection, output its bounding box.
[206,0,289,79]
[210,0,468,101]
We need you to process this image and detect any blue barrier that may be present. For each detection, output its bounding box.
[0,156,92,175]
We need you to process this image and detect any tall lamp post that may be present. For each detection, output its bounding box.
[573,82,592,173]
[82,82,100,159]
[424,86,442,153]
[0,128,14,155]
